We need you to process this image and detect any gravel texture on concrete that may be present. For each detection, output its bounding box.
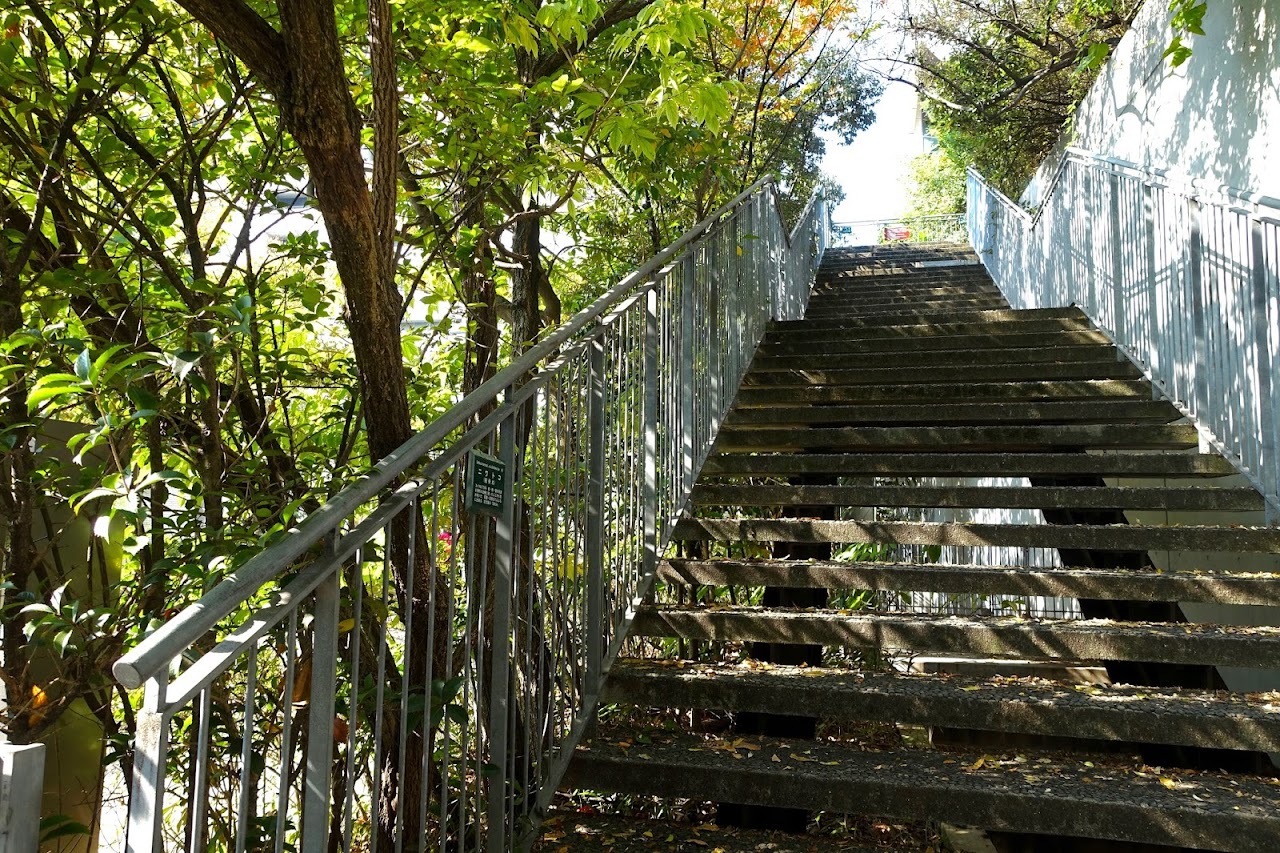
[602,660,1280,752]
[671,518,1280,553]
[534,812,898,852]
[564,730,1280,851]
[698,451,1236,477]
[689,484,1258,511]
[657,559,1280,606]
[720,400,1181,426]
[712,422,1197,450]
[630,605,1280,669]
[736,361,1143,387]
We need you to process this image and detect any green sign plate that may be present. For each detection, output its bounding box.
[465,450,507,517]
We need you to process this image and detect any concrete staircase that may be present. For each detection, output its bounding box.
[539,244,1280,852]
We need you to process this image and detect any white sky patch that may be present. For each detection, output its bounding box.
[821,2,927,223]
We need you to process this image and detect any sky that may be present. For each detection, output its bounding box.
[820,5,926,224]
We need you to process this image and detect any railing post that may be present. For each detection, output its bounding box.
[1250,220,1280,523]
[0,743,44,853]
[680,257,697,501]
[1188,197,1210,447]
[301,531,341,850]
[585,340,606,693]
[486,398,516,852]
[708,232,723,427]
[1109,170,1126,359]
[643,286,660,579]
[1144,181,1161,395]
[127,675,170,853]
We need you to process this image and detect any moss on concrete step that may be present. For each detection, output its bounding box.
[602,661,1280,752]
[631,605,1280,668]
[698,451,1236,478]
[713,423,1197,452]
[564,730,1280,852]
[722,400,1179,425]
[671,518,1280,552]
[689,484,1260,512]
[658,559,1280,607]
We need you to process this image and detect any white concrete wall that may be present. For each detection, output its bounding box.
[1024,0,1280,206]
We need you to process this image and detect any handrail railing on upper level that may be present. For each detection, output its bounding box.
[113,179,826,853]
[968,149,1280,519]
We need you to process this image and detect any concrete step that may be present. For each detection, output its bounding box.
[630,605,1280,669]
[808,281,998,299]
[748,344,1120,371]
[805,297,1011,318]
[740,361,1143,386]
[670,517,1280,553]
[732,380,1151,406]
[806,290,1004,310]
[535,811,892,852]
[712,423,1199,452]
[771,306,1085,332]
[688,484,1261,512]
[564,730,1280,851]
[757,329,1110,355]
[763,316,1094,342]
[698,451,1238,479]
[722,400,1180,425]
[658,559,1280,607]
[603,660,1280,752]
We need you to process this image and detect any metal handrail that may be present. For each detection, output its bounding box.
[115,178,827,853]
[968,149,1280,518]
[114,177,777,691]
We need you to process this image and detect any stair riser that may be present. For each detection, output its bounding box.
[631,609,1280,669]
[658,562,1280,607]
[671,519,1280,552]
[804,299,1011,318]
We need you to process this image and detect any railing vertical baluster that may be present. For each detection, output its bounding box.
[1109,170,1126,360]
[187,687,212,853]
[708,234,723,427]
[486,399,516,853]
[235,651,258,853]
[1251,219,1279,522]
[643,286,660,581]
[680,257,696,502]
[1144,181,1161,395]
[585,338,606,693]
[127,675,169,853]
[1188,197,1210,448]
[302,532,341,849]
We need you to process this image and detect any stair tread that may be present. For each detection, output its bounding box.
[688,484,1261,511]
[757,330,1109,354]
[603,660,1280,751]
[672,517,1280,552]
[722,399,1180,424]
[748,345,1121,369]
[699,451,1238,477]
[658,558,1280,606]
[631,604,1280,667]
[733,380,1151,404]
[565,730,1280,851]
[770,306,1085,330]
[535,811,892,852]
[740,362,1143,385]
[713,422,1198,450]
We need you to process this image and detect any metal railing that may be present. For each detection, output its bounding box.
[968,149,1280,519]
[112,180,825,852]
[829,214,967,248]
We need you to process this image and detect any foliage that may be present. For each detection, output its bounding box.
[896,0,1140,197]
[0,0,879,840]
[905,145,968,217]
